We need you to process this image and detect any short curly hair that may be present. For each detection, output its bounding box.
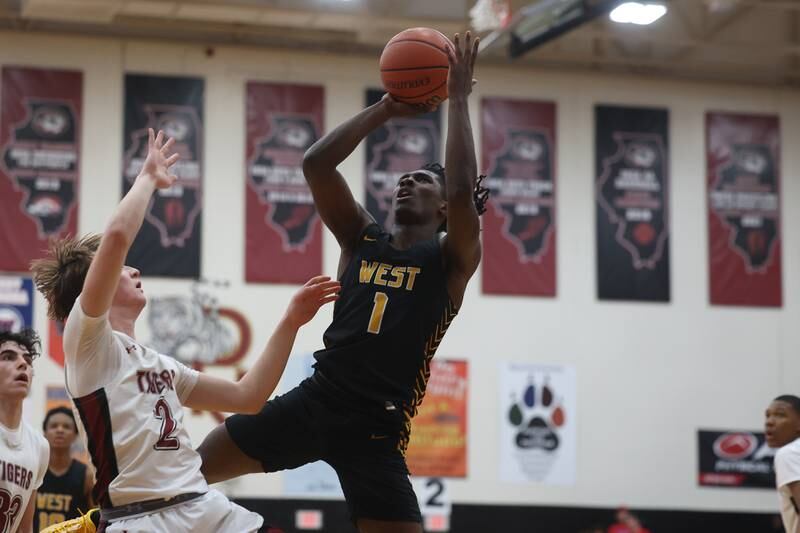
[30,234,101,323]
[0,328,41,361]
[421,163,490,233]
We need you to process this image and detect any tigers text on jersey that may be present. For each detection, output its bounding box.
[63,296,208,509]
[313,224,458,451]
[0,420,49,533]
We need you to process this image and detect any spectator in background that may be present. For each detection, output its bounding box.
[34,407,93,531]
[765,395,800,533]
[608,507,652,533]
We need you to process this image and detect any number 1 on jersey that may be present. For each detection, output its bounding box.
[367,292,388,334]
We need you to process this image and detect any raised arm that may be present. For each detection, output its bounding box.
[443,32,482,301]
[303,96,421,251]
[184,276,340,414]
[80,129,178,318]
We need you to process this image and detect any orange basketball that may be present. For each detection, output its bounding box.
[380,28,453,109]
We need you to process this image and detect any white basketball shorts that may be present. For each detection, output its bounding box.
[102,489,263,532]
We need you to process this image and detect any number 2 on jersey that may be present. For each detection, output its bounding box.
[153,397,180,450]
[367,292,388,334]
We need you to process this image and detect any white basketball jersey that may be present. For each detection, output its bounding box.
[63,298,208,508]
[775,438,800,533]
[0,420,49,533]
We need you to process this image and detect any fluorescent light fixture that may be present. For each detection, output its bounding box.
[610,2,667,25]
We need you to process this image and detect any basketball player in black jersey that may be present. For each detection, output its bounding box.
[34,407,93,531]
[198,32,486,533]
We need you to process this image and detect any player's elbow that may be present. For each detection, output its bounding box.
[101,224,133,252]
[240,399,262,415]
[302,145,330,181]
[302,147,321,176]
[238,388,266,415]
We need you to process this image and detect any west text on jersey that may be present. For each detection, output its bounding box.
[359,261,421,290]
[37,492,73,512]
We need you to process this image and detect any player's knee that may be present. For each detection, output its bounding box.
[197,424,226,481]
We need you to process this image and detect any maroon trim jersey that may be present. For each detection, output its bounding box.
[313,224,458,452]
[0,420,49,533]
[63,297,207,508]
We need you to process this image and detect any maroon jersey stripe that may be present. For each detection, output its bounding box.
[73,389,119,508]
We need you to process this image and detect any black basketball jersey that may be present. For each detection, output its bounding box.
[34,459,90,531]
[313,224,458,448]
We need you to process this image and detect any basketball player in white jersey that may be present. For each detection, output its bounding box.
[32,129,339,533]
[766,395,800,533]
[0,328,50,533]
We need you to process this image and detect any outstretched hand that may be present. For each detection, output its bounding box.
[381,93,432,118]
[446,31,479,100]
[139,128,180,189]
[284,276,341,329]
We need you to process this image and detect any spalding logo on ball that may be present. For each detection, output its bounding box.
[380,27,454,109]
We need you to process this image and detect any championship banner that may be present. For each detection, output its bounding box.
[481,98,556,296]
[245,82,323,284]
[0,67,81,272]
[364,89,442,230]
[698,430,774,489]
[0,276,33,332]
[595,105,670,301]
[406,359,468,478]
[499,362,576,485]
[706,112,781,307]
[122,74,204,278]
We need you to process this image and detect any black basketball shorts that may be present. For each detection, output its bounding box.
[225,376,422,524]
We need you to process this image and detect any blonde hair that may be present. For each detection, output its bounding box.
[30,234,101,322]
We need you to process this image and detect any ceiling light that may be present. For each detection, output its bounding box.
[610,2,667,25]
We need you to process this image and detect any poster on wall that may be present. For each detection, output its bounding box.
[595,105,670,302]
[0,67,81,272]
[405,359,468,478]
[122,74,204,278]
[499,362,576,485]
[246,82,323,284]
[698,430,774,488]
[364,89,442,230]
[706,112,781,307]
[0,276,33,332]
[145,280,252,424]
[281,353,343,498]
[481,98,556,296]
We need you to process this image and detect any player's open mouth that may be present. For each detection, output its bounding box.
[136,282,142,289]
[14,374,29,384]
[397,189,412,200]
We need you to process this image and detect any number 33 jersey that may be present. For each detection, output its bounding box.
[63,296,208,509]
[314,224,458,427]
[0,420,49,533]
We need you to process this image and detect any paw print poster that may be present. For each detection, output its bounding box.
[499,362,576,485]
